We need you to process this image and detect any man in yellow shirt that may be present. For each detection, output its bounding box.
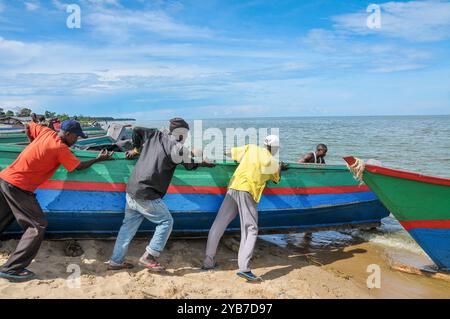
[203,135,286,281]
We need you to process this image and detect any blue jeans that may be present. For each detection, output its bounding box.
[110,194,173,264]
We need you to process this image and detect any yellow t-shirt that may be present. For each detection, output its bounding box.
[228,144,281,203]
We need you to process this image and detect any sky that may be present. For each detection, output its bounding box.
[0,0,449,119]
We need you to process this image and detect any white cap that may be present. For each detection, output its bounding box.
[264,135,280,147]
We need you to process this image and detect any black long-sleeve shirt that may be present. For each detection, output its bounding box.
[126,127,199,200]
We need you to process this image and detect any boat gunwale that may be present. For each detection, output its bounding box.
[343,156,450,187]
[0,143,354,171]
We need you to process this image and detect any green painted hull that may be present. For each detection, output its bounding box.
[0,134,29,144]
[344,157,450,270]
[362,171,449,221]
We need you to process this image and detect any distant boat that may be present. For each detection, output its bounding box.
[0,116,25,132]
[0,145,389,237]
[0,129,106,144]
[344,156,450,271]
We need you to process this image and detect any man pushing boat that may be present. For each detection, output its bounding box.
[108,118,215,272]
[202,135,288,282]
[298,144,328,164]
[0,115,113,282]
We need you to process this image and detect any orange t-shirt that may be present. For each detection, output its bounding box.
[0,122,81,192]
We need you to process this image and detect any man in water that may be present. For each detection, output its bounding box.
[108,118,215,271]
[298,144,328,164]
[0,116,113,282]
[202,135,287,282]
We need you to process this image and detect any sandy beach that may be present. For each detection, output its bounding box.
[1,234,449,299]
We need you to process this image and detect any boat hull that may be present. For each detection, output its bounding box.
[3,200,386,237]
[0,145,390,237]
[344,157,450,271]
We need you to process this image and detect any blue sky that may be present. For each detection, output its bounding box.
[0,0,449,119]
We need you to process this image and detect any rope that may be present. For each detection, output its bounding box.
[347,157,365,185]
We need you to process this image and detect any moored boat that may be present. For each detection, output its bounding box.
[0,117,26,132]
[0,129,107,144]
[344,156,450,271]
[0,144,389,237]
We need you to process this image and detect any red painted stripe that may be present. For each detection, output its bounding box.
[38,180,370,195]
[168,185,227,194]
[263,185,370,195]
[343,156,450,187]
[39,180,126,192]
[400,220,450,230]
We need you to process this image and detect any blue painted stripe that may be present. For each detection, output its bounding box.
[4,200,389,235]
[35,189,378,213]
[408,228,450,271]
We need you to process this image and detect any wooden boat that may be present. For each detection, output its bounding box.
[0,129,106,144]
[0,117,25,131]
[0,133,29,144]
[344,156,450,271]
[0,144,389,237]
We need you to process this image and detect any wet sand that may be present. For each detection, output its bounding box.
[0,235,449,299]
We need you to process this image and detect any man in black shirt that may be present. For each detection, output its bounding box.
[108,118,215,271]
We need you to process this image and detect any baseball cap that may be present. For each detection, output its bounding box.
[61,120,87,138]
[264,135,280,147]
[169,118,189,132]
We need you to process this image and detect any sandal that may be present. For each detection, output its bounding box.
[107,261,134,270]
[0,269,36,282]
[139,254,165,272]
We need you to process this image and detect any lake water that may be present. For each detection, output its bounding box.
[135,116,450,258]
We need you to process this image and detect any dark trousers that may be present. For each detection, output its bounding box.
[0,179,47,273]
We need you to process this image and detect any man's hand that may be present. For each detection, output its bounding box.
[125,148,139,160]
[280,161,289,171]
[200,156,216,168]
[97,149,114,161]
[76,149,114,171]
[31,113,38,123]
[201,160,216,168]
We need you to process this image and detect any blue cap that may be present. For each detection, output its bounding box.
[61,120,87,138]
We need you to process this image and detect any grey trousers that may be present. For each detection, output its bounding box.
[204,189,258,272]
[0,179,47,273]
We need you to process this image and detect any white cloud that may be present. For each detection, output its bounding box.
[333,0,450,42]
[0,37,42,66]
[85,8,213,40]
[51,0,67,10]
[25,2,40,11]
[299,28,430,73]
[0,98,41,110]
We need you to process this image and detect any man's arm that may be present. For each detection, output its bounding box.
[223,149,232,158]
[181,147,216,170]
[76,149,114,171]
[125,127,156,160]
[25,113,40,142]
[298,153,313,164]
[225,146,246,163]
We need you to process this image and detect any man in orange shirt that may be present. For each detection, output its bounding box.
[0,115,113,282]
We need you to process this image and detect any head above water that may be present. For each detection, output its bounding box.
[264,135,280,155]
[58,119,87,147]
[316,143,328,157]
[169,117,190,143]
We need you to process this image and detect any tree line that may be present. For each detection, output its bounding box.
[0,108,134,123]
